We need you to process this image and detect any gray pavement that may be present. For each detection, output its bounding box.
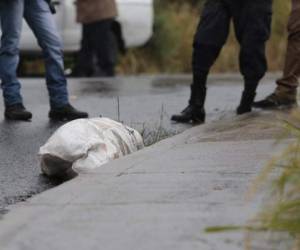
[0,75,279,214]
[0,110,289,250]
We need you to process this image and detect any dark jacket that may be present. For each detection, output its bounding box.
[76,0,118,24]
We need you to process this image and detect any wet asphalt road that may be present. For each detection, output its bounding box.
[0,74,276,214]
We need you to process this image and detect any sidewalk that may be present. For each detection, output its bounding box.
[0,111,288,250]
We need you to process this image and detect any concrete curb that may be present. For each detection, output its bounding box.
[0,112,288,250]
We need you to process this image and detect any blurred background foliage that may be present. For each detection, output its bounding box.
[117,0,290,74]
[21,0,291,75]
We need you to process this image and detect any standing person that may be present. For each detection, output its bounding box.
[254,0,299,109]
[73,0,118,77]
[0,0,88,121]
[171,0,273,124]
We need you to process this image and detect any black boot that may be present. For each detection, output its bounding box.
[236,91,256,115]
[172,41,219,124]
[49,104,88,121]
[5,103,32,121]
[171,85,206,124]
[171,105,205,124]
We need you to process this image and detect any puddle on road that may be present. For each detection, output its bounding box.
[79,79,119,96]
[151,76,191,88]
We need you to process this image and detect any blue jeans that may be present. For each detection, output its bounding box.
[0,0,69,108]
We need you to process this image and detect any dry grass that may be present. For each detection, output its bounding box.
[117,2,198,74]
[245,110,300,250]
[206,110,300,250]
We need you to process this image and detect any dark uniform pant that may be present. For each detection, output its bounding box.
[75,19,117,77]
[191,0,272,105]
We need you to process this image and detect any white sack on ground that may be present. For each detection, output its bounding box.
[39,118,144,177]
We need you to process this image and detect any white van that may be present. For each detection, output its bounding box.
[20,0,154,53]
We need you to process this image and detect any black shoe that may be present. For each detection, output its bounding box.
[5,103,32,121]
[237,91,256,115]
[252,93,298,110]
[171,105,205,124]
[49,104,88,121]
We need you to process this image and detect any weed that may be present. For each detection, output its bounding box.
[206,110,300,250]
[138,105,178,146]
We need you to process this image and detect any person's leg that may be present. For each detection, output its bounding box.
[254,0,300,109]
[172,0,231,123]
[0,0,32,120]
[24,0,88,120]
[233,0,272,114]
[73,24,95,77]
[276,0,300,97]
[92,19,117,77]
[24,0,69,108]
[0,0,24,107]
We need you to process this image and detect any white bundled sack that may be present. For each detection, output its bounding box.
[39,118,144,177]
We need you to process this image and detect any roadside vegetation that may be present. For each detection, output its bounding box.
[117,0,290,74]
[139,106,179,146]
[245,111,300,250]
[206,110,300,250]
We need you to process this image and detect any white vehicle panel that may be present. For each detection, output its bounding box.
[61,0,81,52]
[19,0,153,52]
[118,2,153,47]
